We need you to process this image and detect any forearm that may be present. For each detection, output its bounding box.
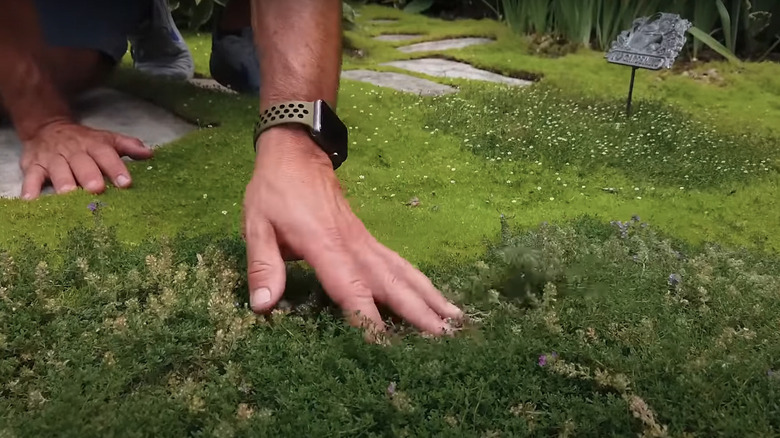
[251,0,343,110]
[0,1,72,140]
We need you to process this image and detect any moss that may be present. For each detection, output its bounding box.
[0,3,777,266]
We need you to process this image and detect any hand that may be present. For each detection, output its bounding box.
[242,126,464,339]
[19,120,154,199]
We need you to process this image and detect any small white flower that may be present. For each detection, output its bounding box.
[537,186,542,190]
[450,180,455,184]
[549,197,555,201]
[390,194,395,197]
[147,166,153,170]
[221,210,227,215]
[359,175,365,180]
[512,200,517,203]
[203,194,207,199]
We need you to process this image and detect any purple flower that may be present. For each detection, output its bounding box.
[386,381,396,396]
[668,273,681,288]
[538,355,547,367]
[88,201,106,213]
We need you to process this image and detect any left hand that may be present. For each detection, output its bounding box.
[241,126,464,339]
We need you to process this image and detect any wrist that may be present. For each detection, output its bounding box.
[15,115,73,142]
[255,125,332,168]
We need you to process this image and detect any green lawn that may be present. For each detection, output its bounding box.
[1,5,779,436]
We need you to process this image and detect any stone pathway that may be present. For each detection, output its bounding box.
[343,31,533,95]
[0,88,195,199]
[373,34,423,42]
[341,70,457,96]
[382,58,533,87]
[188,78,237,94]
[397,37,494,53]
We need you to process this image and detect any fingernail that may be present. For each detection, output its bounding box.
[59,185,76,193]
[22,193,32,200]
[116,175,130,187]
[250,288,271,308]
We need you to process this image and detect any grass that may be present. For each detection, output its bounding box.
[1,3,779,435]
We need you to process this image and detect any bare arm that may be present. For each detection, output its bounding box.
[243,1,462,338]
[0,0,72,141]
[251,0,342,129]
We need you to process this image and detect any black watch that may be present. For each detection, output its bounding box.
[253,99,349,169]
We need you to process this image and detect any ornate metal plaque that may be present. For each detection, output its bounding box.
[606,13,692,70]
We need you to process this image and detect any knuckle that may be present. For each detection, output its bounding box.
[248,259,276,277]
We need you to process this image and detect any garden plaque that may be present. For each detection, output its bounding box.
[606,13,691,115]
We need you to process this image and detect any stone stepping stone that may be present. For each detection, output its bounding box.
[0,88,196,199]
[341,70,457,96]
[381,58,533,87]
[188,78,237,94]
[373,34,423,42]
[397,37,495,53]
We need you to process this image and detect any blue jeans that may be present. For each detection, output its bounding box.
[33,0,151,63]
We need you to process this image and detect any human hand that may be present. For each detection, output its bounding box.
[242,126,464,339]
[19,120,154,199]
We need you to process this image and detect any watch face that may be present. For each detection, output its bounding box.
[313,100,348,167]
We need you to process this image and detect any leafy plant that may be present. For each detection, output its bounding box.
[403,0,434,14]
[501,0,550,35]
[169,0,359,31]
[169,0,226,30]
[688,26,742,63]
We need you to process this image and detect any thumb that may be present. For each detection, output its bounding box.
[245,218,287,313]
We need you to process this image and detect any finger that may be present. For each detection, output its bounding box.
[48,155,77,194]
[376,244,464,321]
[89,146,133,188]
[245,218,287,313]
[68,152,106,194]
[305,246,387,335]
[360,247,452,336]
[20,164,47,200]
[112,135,154,160]
[341,295,386,344]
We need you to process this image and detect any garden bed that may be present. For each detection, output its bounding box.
[1,4,779,436]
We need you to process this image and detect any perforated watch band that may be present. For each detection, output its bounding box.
[253,101,315,150]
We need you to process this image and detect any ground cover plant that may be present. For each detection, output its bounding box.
[1,3,779,436]
[2,210,779,436]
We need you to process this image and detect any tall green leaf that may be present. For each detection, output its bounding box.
[688,25,741,62]
[403,0,434,14]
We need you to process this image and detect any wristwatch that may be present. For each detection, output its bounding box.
[253,99,349,170]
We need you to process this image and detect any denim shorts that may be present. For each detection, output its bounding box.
[33,0,150,63]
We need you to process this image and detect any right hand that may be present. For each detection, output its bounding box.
[19,120,154,200]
